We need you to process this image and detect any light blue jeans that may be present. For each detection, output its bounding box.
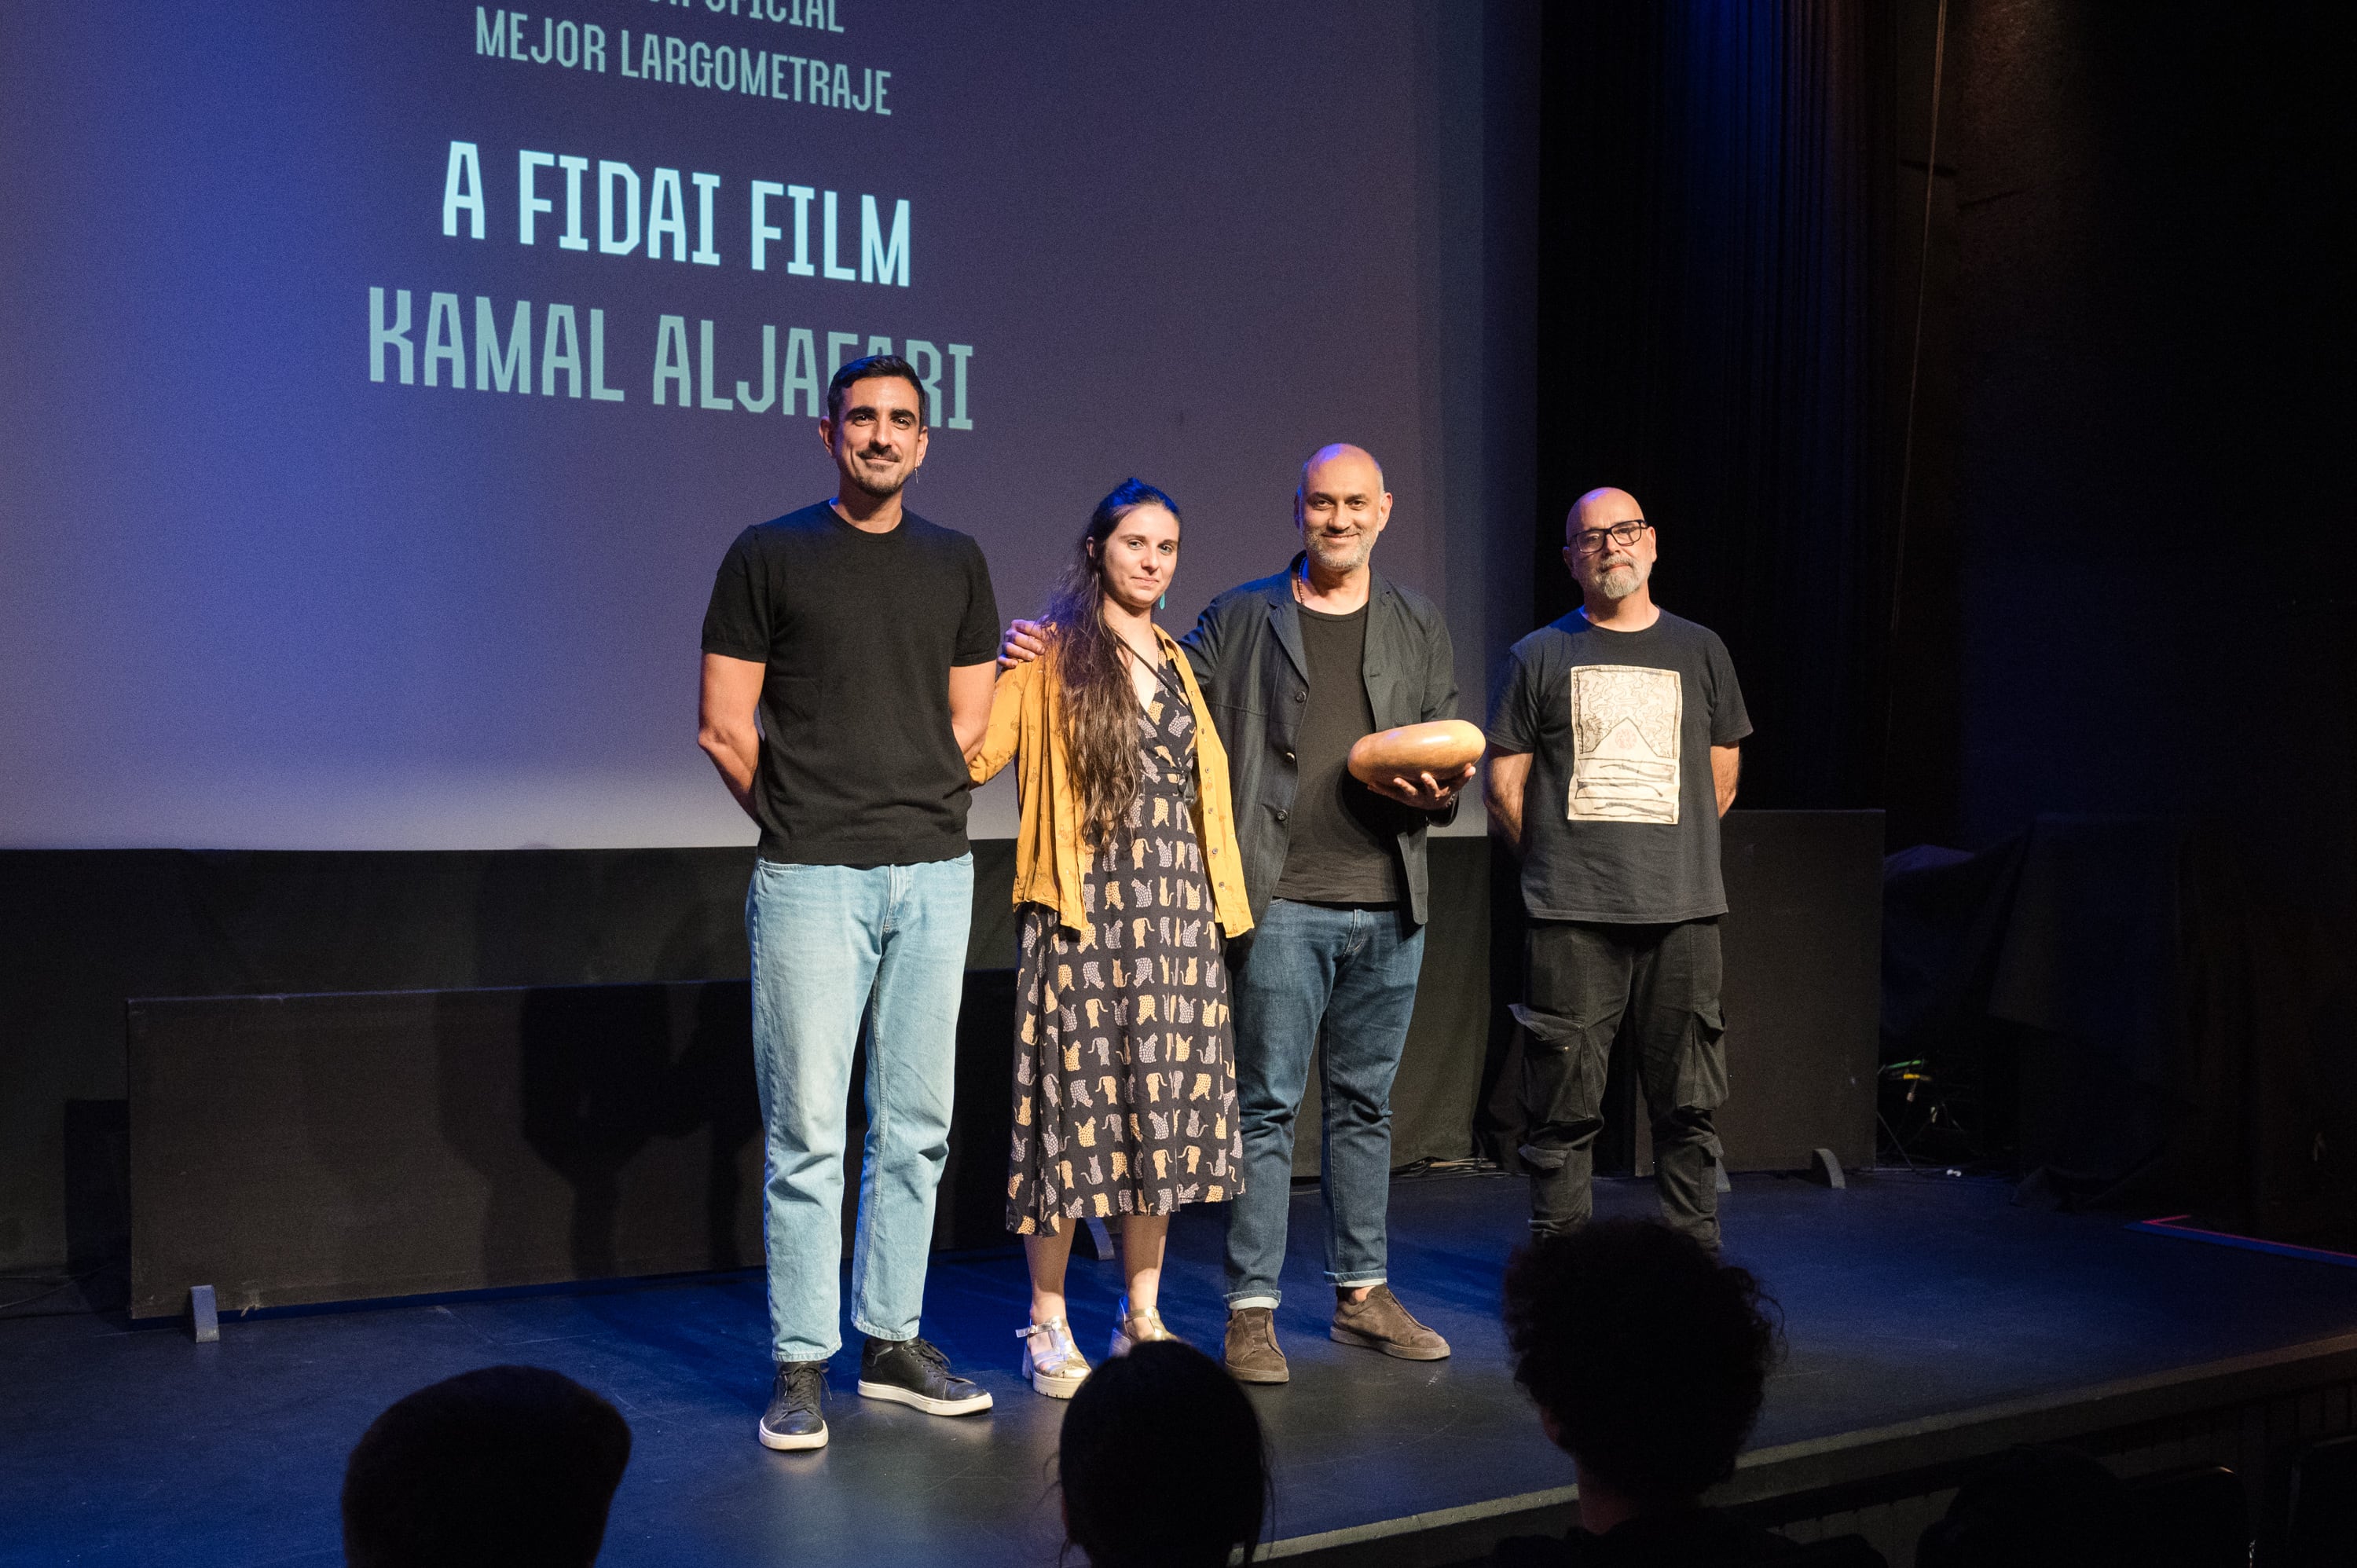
[746,854,972,1364]
[1224,899,1426,1307]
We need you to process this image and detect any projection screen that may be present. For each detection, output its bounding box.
[0,1,1528,848]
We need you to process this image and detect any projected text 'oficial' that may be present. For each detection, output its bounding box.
[442,142,910,285]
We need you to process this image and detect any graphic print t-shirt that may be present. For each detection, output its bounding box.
[701,502,1001,866]
[1486,610,1751,923]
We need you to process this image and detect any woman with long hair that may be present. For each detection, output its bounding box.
[966,478,1255,1399]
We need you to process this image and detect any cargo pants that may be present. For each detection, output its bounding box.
[1514,917,1728,1250]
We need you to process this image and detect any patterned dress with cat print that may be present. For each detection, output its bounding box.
[1006,660,1242,1233]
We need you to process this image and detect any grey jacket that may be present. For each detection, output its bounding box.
[1178,557,1459,927]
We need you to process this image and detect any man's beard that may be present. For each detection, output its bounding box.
[1590,558,1650,599]
[847,452,910,499]
[1306,530,1372,573]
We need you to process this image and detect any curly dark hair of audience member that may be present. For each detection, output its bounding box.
[1041,477,1184,848]
[1058,1339,1270,1568]
[1501,1219,1780,1508]
[341,1365,633,1568]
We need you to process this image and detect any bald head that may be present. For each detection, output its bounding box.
[1299,443,1386,504]
[1566,487,1642,540]
[1295,443,1392,578]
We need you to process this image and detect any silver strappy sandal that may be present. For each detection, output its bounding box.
[1017,1316,1091,1398]
[1108,1298,1182,1358]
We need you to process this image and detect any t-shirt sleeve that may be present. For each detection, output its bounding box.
[700,529,769,663]
[951,538,1002,665]
[1706,635,1754,746]
[1484,644,1542,754]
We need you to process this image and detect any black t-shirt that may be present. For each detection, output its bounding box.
[700,501,1000,866]
[1270,603,1404,906]
[1486,609,1751,923]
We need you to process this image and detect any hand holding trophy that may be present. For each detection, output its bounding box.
[1347,719,1483,810]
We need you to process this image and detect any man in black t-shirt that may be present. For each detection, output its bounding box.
[1486,488,1751,1251]
[698,355,1002,1450]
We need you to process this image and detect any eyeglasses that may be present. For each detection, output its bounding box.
[1569,519,1650,556]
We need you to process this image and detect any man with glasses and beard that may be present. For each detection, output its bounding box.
[698,355,1002,1450]
[1484,488,1751,1251]
[1004,442,1472,1383]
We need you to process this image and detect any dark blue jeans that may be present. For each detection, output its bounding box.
[1223,899,1426,1307]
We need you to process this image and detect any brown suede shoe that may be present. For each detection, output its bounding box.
[1223,1306,1290,1384]
[1329,1285,1450,1361]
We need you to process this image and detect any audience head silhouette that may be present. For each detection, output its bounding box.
[1058,1340,1269,1568]
[341,1365,632,1568]
[1915,1444,2139,1568]
[1503,1219,1777,1511]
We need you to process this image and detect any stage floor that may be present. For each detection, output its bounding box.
[5,1170,2356,1567]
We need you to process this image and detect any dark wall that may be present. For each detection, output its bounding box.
[1878,0,1967,849]
[1534,1,1901,808]
[1894,2,2356,1232]
[1531,2,2353,1227]
[1541,0,2355,894]
[1934,0,2355,914]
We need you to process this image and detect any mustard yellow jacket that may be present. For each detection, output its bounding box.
[966,625,1254,940]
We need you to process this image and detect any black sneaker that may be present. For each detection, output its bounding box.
[856,1335,994,1416]
[758,1361,829,1450]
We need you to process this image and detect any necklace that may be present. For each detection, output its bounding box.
[1112,632,1185,709]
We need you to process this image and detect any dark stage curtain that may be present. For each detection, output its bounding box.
[1534,1,1899,810]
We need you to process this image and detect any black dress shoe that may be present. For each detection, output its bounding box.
[758,1361,829,1450]
[856,1335,993,1416]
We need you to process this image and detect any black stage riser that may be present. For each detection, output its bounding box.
[17,814,1880,1301]
[9,836,1479,1280]
[1292,1336,2357,1568]
[126,974,1019,1319]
